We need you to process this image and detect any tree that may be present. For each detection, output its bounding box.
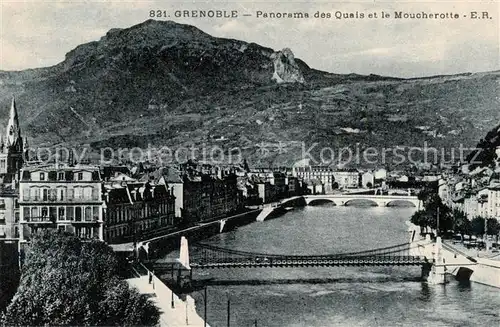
[410,210,430,234]
[417,187,434,206]
[424,194,452,235]
[470,216,485,237]
[1,230,159,326]
[487,218,500,239]
[452,209,470,238]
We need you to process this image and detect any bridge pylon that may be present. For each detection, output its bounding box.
[425,236,448,285]
[177,236,191,270]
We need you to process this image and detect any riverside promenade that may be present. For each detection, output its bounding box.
[127,266,210,327]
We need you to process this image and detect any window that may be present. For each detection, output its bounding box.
[58,225,66,233]
[75,207,82,221]
[31,207,38,218]
[49,189,57,201]
[66,207,74,221]
[40,172,46,181]
[58,207,65,220]
[59,188,65,201]
[91,187,98,200]
[85,207,92,221]
[0,160,5,170]
[93,207,99,221]
[77,173,83,181]
[42,189,48,201]
[74,187,82,200]
[84,187,92,200]
[41,207,48,217]
[0,213,5,224]
[14,199,18,208]
[58,172,65,181]
[50,207,56,221]
[31,187,40,201]
[15,212,19,223]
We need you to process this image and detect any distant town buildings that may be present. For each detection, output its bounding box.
[293,165,335,192]
[3,97,499,252]
[332,169,359,189]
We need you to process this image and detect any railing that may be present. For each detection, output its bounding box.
[21,196,102,203]
[23,216,55,223]
[22,216,100,223]
[72,218,99,224]
[187,242,426,268]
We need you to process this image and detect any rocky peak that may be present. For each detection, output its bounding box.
[271,48,305,84]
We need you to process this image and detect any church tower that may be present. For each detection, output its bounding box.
[0,97,24,183]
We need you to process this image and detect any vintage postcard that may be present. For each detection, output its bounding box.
[0,0,499,326]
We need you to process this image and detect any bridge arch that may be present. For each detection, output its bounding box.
[386,199,417,207]
[344,198,379,207]
[308,198,336,206]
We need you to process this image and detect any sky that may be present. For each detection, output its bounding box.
[0,0,499,78]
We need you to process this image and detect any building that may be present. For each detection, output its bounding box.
[163,164,242,223]
[293,165,335,192]
[361,171,375,188]
[0,184,19,241]
[0,98,24,242]
[374,168,387,181]
[286,176,302,197]
[19,164,105,243]
[103,180,176,244]
[486,183,500,220]
[304,179,324,195]
[333,169,359,189]
[256,180,278,203]
[0,98,24,184]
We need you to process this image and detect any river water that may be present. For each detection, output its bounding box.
[188,205,500,327]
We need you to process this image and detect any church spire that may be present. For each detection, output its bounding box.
[5,97,21,147]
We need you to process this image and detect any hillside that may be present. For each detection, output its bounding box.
[0,19,499,167]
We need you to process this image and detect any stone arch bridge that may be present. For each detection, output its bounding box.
[297,194,422,207]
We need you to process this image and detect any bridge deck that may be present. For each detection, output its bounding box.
[188,256,426,269]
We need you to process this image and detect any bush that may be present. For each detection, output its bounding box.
[1,230,159,326]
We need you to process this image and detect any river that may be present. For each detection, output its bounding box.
[187,204,500,327]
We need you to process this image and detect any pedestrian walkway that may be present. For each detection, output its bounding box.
[127,273,209,327]
[443,240,500,261]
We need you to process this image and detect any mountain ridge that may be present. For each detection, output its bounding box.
[0,20,498,167]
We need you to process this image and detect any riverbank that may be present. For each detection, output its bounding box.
[128,264,209,327]
[441,241,500,288]
[111,208,263,258]
[406,221,500,288]
[179,205,500,327]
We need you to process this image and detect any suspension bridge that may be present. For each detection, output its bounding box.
[186,242,427,269]
[149,237,430,273]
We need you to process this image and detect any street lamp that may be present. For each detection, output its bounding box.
[186,286,208,327]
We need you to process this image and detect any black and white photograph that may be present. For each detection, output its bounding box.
[0,0,499,326]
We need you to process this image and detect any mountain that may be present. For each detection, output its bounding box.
[0,19,499,167]
[466,123,500,170]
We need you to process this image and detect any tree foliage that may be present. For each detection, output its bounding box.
[412,192,454,235]
[1,230,159,326]
[487,218,500,237]
[470,217,485,237]
[452,209,470,236]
